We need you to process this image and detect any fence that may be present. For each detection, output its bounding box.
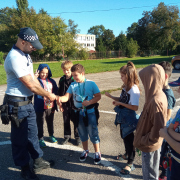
[88,50,173,60]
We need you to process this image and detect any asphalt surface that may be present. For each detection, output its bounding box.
[0,68,180,180]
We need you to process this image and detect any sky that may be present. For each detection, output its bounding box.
[1,0,180,37]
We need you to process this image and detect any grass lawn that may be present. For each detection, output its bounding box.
[0,55,173,85]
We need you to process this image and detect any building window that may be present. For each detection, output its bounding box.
[78,36,82,40]
[83,36,86,40]
[91,44,94,47]
[87,36,90,41]
[87,44,90,47]
[84,44,86,46]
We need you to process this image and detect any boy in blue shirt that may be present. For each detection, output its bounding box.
[57,64,101,164]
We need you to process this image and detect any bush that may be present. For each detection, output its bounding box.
[0,52,4,65]
[78,49,89,60]
[127,38,139,58]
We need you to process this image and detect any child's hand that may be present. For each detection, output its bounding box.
[59,107,64,112]
[159,126,168,138]
[105,92,111,97]
[56,96,61,105]
[82,100,90,107]
[34,69,39,78]
[112,101,120,106]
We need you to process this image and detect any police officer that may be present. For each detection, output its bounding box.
[3,27,56,180]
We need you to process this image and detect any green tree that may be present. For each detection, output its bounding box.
[96,38,106,52]
[16,0,29,13]
[87,25,105,38]
[102,29,115,51]
[126,38,139,58]
[126,3,180,52]
[150,2,180,51]
[78,48,89,60]
[0,7,17,25]
[1,7,78,60]
[114,31,127,55]
[68,19,80,37]
[38,8,48,15]
[126,22,138,40]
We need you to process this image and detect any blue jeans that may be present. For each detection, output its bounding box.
[78,112,100,144]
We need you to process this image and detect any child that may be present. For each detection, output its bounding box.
[57,63,101,164]
[133,64,167,180]
[158,61,176,180]
[159,100,180,180]
[58,60,80,145]
[105,61,140,175]
[34,64,58,148]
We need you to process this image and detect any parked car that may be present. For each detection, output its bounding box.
[171,55,180,70]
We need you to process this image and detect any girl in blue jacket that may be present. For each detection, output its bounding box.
[34,64,58,148]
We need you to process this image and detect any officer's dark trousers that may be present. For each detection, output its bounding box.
[10,103,43,166]
[3,95,43,167]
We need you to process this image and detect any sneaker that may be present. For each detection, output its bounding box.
[39,139,46,148]
[21,165,39,180]
[79,150,89,162]
[60,138,71,145]
[33,157,54,173]
[94,152,101,165]
[49,136,58,143]
[76,138,81,146]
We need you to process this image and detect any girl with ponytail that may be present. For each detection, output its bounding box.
[105,61,140,175]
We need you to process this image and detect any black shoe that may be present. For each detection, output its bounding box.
[61,138,71,145]
[21,164,39,180]
[76,138,81,146]
[33,157,54,173]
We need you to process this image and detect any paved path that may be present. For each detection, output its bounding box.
[0,69,180,180]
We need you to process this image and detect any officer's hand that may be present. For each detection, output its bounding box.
[48,93,56,102]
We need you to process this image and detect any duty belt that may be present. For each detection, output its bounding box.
[5,94,33,107]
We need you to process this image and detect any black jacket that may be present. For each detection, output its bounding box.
[57,75,74,110]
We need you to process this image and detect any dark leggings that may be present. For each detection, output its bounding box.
[120,129,135,164]
[63,109,79,139]
[36,109,54,139]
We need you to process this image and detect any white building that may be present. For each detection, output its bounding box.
[75,34,96,52]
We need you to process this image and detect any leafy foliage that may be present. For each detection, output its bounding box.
[16,0,29,14]
[78,49,89,60]
[126,3,180,52]
[127,38,139,58]
[0,51,4,65]
[0,5,79,60]
[114,32,127,56]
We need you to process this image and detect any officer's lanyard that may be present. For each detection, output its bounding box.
[78,78,86,102]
